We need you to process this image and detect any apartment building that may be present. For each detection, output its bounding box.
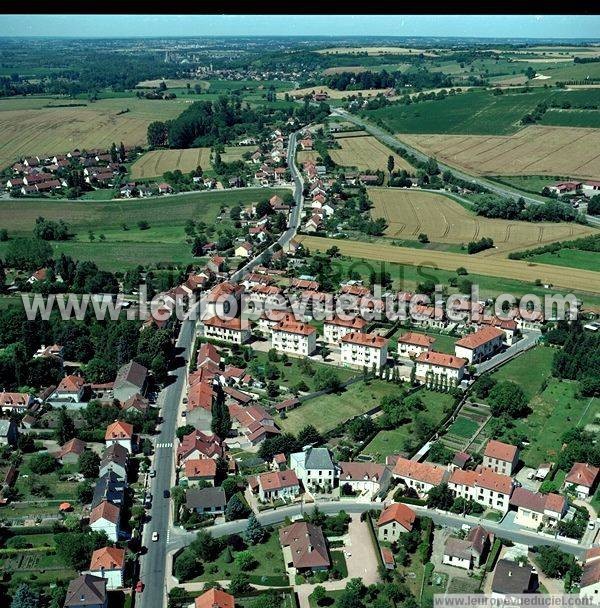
[203,316,252,344]
[340,331,388,370]
[414,351,467,386]
[483,440,520,476]
[397,332,436,358]
[454,326,504,364]
[271,319,317,356]
[323,316,367,345]
[448,466,513,513]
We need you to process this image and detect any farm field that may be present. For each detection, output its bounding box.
[296,235,600,295]
[329,135,414,173]
[286,86,391,100]
[296,150,320,164]
[360,389,455,462]
[0,96,190,169]
[136,78,209,89]
[529,248,600,272]
[130,147,212,179]
[221,145,255,163]
[368,188,596,255]
[316,46,439,56]
[398,125,600,179]
[447,416,480,439]
[541,109,600,128]
[366,88,600,135]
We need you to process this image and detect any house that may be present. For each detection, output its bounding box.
[88,546,125,590]
[279,521,330,573]
[564,462,599,498]
[393,457,448,497]
[483,440,520,476]
[52,375,86,403]
[177,429,224,463]
[455,326,504,364]
[271,319,317,356]
[121,393,149,415]
[203,316,252,344]
[452,452,471,470]
[92,471,126,509]
[509,487,566,529]
[397,332,436,358]
[157,182,173,194]
[55,438,87,464]
[381,547,395,570]
[0,392,33,414]
[290,447,336,492]
[0,419,18,446]
[272,453,287,470]
[113,360,148,402]
[582,180,600,197]
[448,466,513,513]
[195,588,235,608]
[182,458,217,486]
[105,421,134,453]
[64,574,108,608]
[89,500,120,542]
[340,331,388,370]
[414,352,467,387]
[547,181,581,197]
[207,255,226,274]
[338,462,392,500]
[580,549,600,604]
[235,242,253,258]
[186,486,226,514]
[305,214,323,232]
[377,503,416,542]
[257,470,300,502]
[99,443,128,481]
[443,526,493,570]
[34,343,64,360]
[491,559,537,598]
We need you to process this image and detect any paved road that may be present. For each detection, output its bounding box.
[137,131,304,608]
[331,108,600,229]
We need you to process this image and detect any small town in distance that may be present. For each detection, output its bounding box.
[0,13,599,608]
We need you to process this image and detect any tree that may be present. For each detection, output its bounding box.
[78,450,100,479]
[225,493,251,521]
[313,586,327,607]
[244,513,266,545]
[176,425,196,440]
[387,155,395,177]
[29,452,56,474]
[536,546,582,581]
[229,572,251,595]
[147,121,168,147]
[488,381,529,418]
[314,367,342,392]
[54,530,108,571]
[426,483,454,510]
[174,548,202,581]
[235,550,257,571]
[189,529,221,562]
[348,416,376,441]
[297,425,322,447]
[10,584,39,608]
[473,375,497,400]
[211,385,231,439]
[76,481,94,504]
[55,407,76,445]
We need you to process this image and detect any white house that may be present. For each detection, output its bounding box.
[393,457,448,497]
[454,326,504,364]
[483,440,520,476]
[397,332,436,358]
[104,421,134,454]
[271,319,317,356]
[88,547,125,590]
[414,351,467,387]
[52,375,85,402]
[448,466,513,513]
[580,549,600,605]
[376,503,416,542]
[290,447,337,492]
[338,462,392,500]
[203,316,252,344]
[257,470,300,501]
[0,392,33,415]
[323,316,367,345]
[235,242,253,258]
[509,487,567,530]
[340,332,388,370]
[89,500,120,542]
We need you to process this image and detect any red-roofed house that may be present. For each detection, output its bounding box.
[55,438,87,464]
[177,430,224,464]
[564,462,599,498]
[88,546,125,589]
[483,440,520,476]
[414,352,467,387]
[105,421,134,454]
[448,466,513,513]
[53,375,85,402]
[392,458,448,497]
[397,332,436,358]
[182,458,217,486]
[195,588,235,608]
[340,331,388,370]
[455,326,504,364]
[257,470,300,501]
[510,487,567,529]
[0,392,33,414]
[377,503,416,541]
[89,500,120,541]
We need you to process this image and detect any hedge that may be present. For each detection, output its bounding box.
[394,495,427,507]
[484,538,502,573]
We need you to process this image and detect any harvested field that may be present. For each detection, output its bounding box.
[130,147,212,179]
[329,136,413,173]
[316,46,439,57]
[399,125,600,180]
[296,235,600,294]
[297,150,320,164]
[286,86,390,100]
[332,130,368,138]
[0,96,189,169]
[368,188,596,255]
[221,145,255,163]
[136,78,209,89]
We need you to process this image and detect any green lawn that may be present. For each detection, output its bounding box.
[447,416,480,439]
[13,454,79,504]
[361,389,455,462]
[541,109,600,128]
[279,379,403,435]
[529,249,600,272]
[488,175,568,196]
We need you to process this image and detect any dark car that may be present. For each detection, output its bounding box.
[163,489,170,499]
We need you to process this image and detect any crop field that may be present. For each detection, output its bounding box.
[286,86,390,100]
[0,96,189,168]
[130,147,212,179]
[328,135,413,173]
[221,145,255,163]
[297,150,320,164]
[366,88,600,135]
[296,235,600,294]
[136,78,209,89]
[316,46,439,57]
[399,125,600,180]
[368,188,595,255]
[540,109,600,129]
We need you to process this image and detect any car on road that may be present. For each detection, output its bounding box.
[588,521,596,530]
[144,494,152,507]
[163,489,170,499]
[183,397,188,404]
[149,469,156,478]
[151,532,159,542]
[135,581,144,593]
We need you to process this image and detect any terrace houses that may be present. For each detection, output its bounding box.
[392,458,448,497]
[509,487,567,529]
[448,466,513,513]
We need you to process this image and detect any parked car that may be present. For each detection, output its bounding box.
[135,581,144,593]
[163,489,170,499]
[149,469,156,478]
[152,532,159,542]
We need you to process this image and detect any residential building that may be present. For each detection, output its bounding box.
[0,391,33,414]
[483,440,520,476]
[195,589,235,608]
[105,421,134,453]
[564,462,599,498]
[92,472,126,509]
[235,242,253,258]
[0,419,18,446]
[338,462,392,500]
[56,438,87,464]
[257,470,300,501]
[442,526,493,570]
[322,316,367,345]
[509,487,566,529]
[271,319,317,356]
[182,458,217,486]
[99,444,128,482]
[203,316,252,344]
[113,360,148,402]
[414,352,467,387]
[454,326,504,364]
[397,332,436,358]
[392,458,448,497]
[121,393,149,415]
[229,404,280,446]
[580,549,600,604]
[186,486,226,515]
[279,521,330,573]
[177,430,224,463]
[340,332,388,370]
[89,500,120,542]
[53,375,85,402]
[448,466,513,513]
[377,503,416,542]
[63,574,108,608]
[290,447,336,492]
[491,560,537,598]
[88,546,125,590]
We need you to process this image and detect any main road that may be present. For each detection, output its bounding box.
[137,131,304,608]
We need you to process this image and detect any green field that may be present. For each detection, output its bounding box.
[529,249,600,272]
[361,389,455,461]
[365,88,600,135]
[489,175,568,195]
[279,379,403,435]
[541,109,600,128]
[447,416,480,439]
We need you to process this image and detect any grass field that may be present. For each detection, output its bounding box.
[221,145,255,163]
[529,248,600,271]
[399,125,600,180]
[361,389,455,461]
[297,150,320,164]
[447,416,480,439]
[541,109,600,128]
[278,379,401,435]
[0,96,190,169]
[329,135,413,174]
[366,88,600,136]
[489,175,569,195]
[130,147,212,179]
[368,188,596,256]
[296,235,600,295]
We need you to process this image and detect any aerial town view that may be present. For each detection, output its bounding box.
[0,12,599,608]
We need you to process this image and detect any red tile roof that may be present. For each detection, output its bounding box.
[416,351,467,370]
[258,469,299,491]
[195,588,235,608]
[325,316,367,330]
[89,546,125,571]
[484,439,518,463]
[184,458,217,479]
[273,320,316,336]
[377,503,416,531]
[566,462,599,488]
[204,316,250,331]
[398,332,436,347]
[105,421,133,440]
[455,326,504,349]
[90,500,120,524]
[341,331,388,348]
[393,458,447,485]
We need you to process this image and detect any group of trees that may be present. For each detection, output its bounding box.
[473,195,579,223]
[33,217,71,241]
[326,68,453,92]
[258,424,322,462]
[466,236,494,255]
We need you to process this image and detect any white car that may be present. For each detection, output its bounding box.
[151,532,159,542]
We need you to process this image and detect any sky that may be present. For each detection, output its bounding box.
[0,14,599,39]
